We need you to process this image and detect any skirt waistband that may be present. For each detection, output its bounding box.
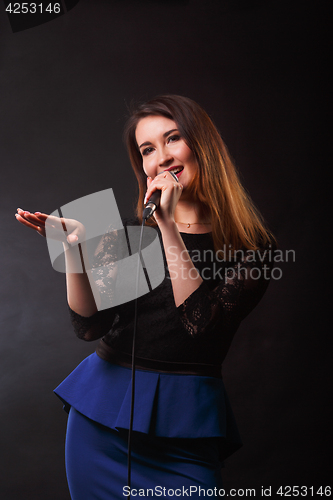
[96,339,222,378]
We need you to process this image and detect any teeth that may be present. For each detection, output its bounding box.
[172,167,183,174]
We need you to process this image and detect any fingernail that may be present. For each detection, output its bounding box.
[144,192,147,204]
[35,212,41,215]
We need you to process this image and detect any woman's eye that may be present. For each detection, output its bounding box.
[142,147,154,156]
[168,135,180,143]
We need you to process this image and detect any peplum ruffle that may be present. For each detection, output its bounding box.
[54,352,242,461]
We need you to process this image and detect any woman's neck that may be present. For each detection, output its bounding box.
[174,201,211,233]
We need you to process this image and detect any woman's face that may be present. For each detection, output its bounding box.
[135,115,198,192]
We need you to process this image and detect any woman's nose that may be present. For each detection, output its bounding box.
[158,150,173,167]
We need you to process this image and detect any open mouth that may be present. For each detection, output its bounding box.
[167,166,184,178]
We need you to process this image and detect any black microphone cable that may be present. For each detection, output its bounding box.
[126,216,145,500]
[126,171,178,499]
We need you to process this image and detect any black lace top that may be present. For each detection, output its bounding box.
[69,219,273,366]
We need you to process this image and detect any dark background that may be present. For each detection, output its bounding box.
[0,1,330,498]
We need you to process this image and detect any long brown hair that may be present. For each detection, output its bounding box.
[123,94,275,253]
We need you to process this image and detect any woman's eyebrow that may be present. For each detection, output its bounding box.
[139,129,179,149]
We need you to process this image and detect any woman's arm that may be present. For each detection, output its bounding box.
[16,209,121,341]
[16,209,99,317]
[177,248,273,337]
[64,242,99,317]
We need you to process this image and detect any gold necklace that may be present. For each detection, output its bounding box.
[175,221,211,228]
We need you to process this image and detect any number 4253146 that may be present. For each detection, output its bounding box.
[5,3,61,14]
[276,486,331,497]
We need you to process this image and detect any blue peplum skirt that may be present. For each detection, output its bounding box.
[54,353,242,499]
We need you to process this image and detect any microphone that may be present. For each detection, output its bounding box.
[142,171,179,221]
[142,190,161,221]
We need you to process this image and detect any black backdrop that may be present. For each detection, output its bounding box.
[0,1,330,499]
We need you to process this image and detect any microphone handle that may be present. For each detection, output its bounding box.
[147,190,161,208]
[142,190,161,221]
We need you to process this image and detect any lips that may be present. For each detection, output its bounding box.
[164,166,184,178]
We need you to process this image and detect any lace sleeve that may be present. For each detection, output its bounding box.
[68,305,119,341]
[68,226,125,341]
[177,248,273,337]
[90,227,120,310]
